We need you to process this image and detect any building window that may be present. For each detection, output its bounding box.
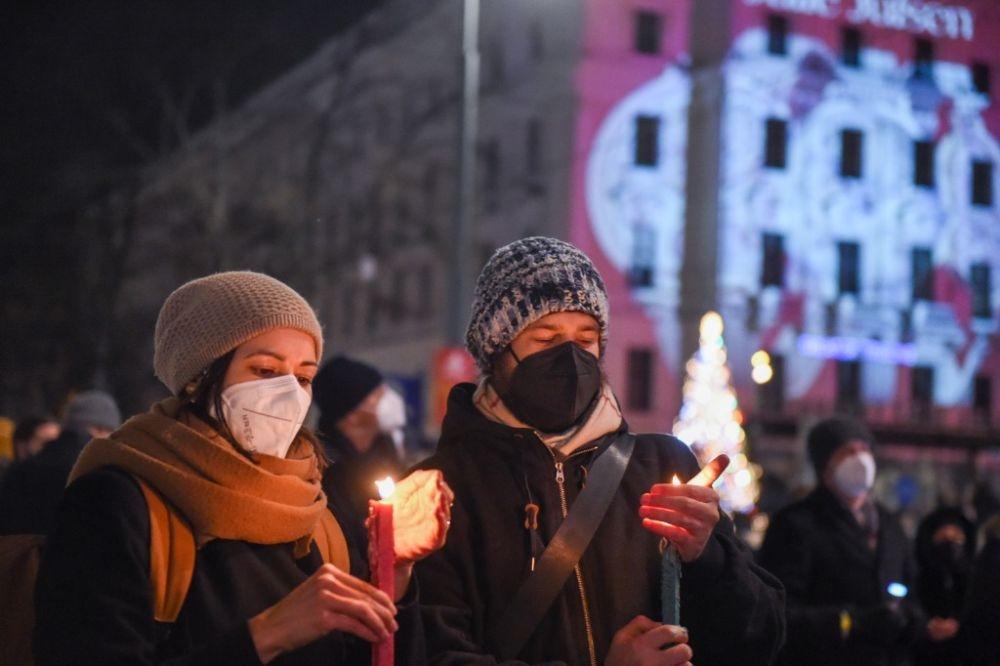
[767,14,788,56]
[972,160,993,206]
[529,18,545,61]
[390,270,406,323]
[840,129,863,179]
[973,375,992,424]
[912,365,935,420]
[628,224,656,287]
[911,247,933,302]
[366,282,380,333]
[838,241,860,296]
[761,232,785,287]
[626,348,654,412]
[526,118,542,179]
[836,360,861,413]
[487,38,506,88]
[480,138,501,212]
[634,11,663,55]
[914,140,935,188]
[416,264,434,321]
[422,165,439,221]
[841,27,861,67]
[634,115,660,167]
[341,281,356,337]
[764,118,788,169]
[971,263,992,318]
[972,61,991,96]
[915,38,934,78]
[758,354,785,413]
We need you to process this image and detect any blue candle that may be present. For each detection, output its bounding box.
[661,540,681,626]
[661,473,682,626]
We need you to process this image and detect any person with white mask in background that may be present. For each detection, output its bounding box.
[313,356,410,549]
[759,416,922,666]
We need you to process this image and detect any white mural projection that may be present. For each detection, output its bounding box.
[587,26,999,409]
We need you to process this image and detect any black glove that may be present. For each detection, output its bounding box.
[850,603,910,647]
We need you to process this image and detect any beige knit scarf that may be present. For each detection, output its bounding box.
[474,379,623,457]
[70,398,348,566]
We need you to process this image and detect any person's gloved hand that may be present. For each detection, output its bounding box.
[850,604,910,647]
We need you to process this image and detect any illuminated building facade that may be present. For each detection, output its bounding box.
[573,0,1000,499]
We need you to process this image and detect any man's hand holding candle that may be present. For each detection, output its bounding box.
[639,455,730,562]
[368,469,454,601]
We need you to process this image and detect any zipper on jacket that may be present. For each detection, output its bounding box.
[551,453,598,666]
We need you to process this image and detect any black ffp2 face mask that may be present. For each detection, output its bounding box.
[498,341,602,433]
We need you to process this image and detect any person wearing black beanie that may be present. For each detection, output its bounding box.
[314,356,406,548]
[759,416,923,665]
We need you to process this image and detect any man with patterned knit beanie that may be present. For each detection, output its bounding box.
[415,237,785,665]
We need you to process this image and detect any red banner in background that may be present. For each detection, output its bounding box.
[431,347,477,426]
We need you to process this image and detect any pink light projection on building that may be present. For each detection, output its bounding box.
[571,0,1000,437]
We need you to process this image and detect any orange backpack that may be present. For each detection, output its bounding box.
[0,479,195,665]
[0,477,346,665]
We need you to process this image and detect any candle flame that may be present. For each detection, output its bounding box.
[375,476,396,500]
[671,475,681,485]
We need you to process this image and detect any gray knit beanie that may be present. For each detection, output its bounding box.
[62,390,121,433]
[466,237,609,372]
[154,271,324,395]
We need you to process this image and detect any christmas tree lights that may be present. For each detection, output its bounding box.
[673,312,761,514]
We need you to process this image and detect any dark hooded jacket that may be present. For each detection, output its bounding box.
[912,506,975,666]
[758,485,919,666]
[960,517,1000,665]
[0,428,91,535]
[413,383,785,665]
[321,428,403,552]
[33,466,424,665]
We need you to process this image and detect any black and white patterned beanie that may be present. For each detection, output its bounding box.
[466,237,609,372]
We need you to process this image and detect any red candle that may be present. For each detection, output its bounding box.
[370,477,395,666]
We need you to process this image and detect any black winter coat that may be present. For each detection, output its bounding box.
[33,466,424,665]
[414,383,785,666]
[322,428,403,553]
[758,485,918,666]
[0,428,90,535]
[961,535,1000,665]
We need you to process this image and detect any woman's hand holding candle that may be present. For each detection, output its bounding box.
[368,469,454,601]
[248,563,397,664]
[639,455,730,562]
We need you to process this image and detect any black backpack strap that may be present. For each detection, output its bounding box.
[487,433,637,659]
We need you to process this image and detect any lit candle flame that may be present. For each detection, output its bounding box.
[375,476,396,500]
[671,475,681,485]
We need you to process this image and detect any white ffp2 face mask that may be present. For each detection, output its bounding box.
[376,388,407,433]
[832,451,876,499]
[375,387,407,456]
[214,374,312,458]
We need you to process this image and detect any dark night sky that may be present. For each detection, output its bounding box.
[0,1,381,217]
[0,2,383,413]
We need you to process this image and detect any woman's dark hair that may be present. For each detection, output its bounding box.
[176,351,327,469]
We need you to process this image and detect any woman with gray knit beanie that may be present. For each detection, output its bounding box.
[33,271,452,665]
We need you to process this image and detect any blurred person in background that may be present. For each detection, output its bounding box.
[912,506,975,665]
[759,416,921,665]
[962,514,1000,664]
[12,415,60,460]
[313,355,406,547]
[0,393,119,535]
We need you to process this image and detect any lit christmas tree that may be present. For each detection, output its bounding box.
[673,311,761,514]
